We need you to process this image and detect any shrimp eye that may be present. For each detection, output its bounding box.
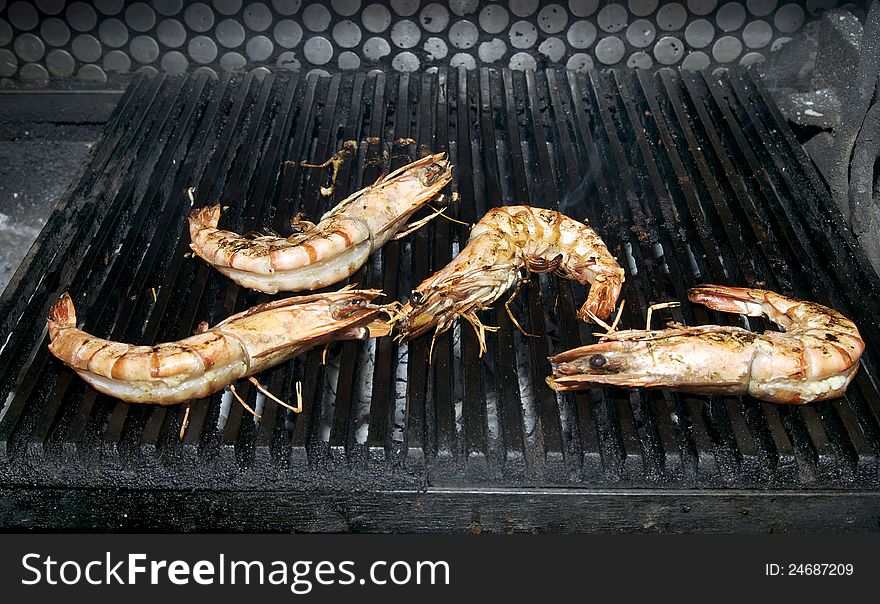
[410,290,424,306]
[589,354,607,369]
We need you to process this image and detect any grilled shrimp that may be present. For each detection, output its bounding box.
[392,206,625,354]
[548,285,865,404]
[47,288,385,405]
[188,152,453,294]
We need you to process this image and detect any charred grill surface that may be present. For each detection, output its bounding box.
[1,68,880,530]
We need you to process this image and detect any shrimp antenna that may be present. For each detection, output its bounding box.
[645,301,681,330]
[229,383,262,420]
[392,206,450,240]
[179,404,191,441]
[590,300,627,337]
[249,377,301,414]
[428,203,469,226]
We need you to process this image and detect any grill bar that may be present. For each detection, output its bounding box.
[2,68,879,495]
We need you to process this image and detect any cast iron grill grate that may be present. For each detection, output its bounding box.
[1,67,879,497]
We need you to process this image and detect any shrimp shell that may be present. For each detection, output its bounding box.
[548,285,865,404]
[47,288,385,405]
[188,152,453,293]
[392,205,625,354]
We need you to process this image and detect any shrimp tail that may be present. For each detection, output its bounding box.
[687,284,773,317]
[47,292,76,340]
[188,204,221,231]
[578,276,624,322]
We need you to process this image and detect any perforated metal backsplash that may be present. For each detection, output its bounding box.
[0,1,852,87]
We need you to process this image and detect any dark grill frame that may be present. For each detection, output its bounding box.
[1,66,880,531]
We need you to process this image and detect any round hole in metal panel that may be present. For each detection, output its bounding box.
[184,2,215,33]
[626,19,655,48]
[629,0,658,17]
[627,50,653,69]
[8,2,40,31]
[684,19,714,48]
[125,2,157,33]
[681,50,710,71]
[40,18,70,47]
[566,52,594,72]
[595,35,625,64]
[213,1,242,16]
[130,34,160,63]
[743,20,772,48]
[194,65,219,79]
[510,0,539,18]
[157,19,187,48]
[77,64,107,82]
[274,20,303,48]
[420,3,450,33]
[363,36,391,60]
[272,0,302,16]
[538,4,568,34]
[20,63,50,83]
[391,0,420,17]
[332,0,361,17]
[480,4,509,34]
[333,20,362,48]
[216,19,246,48]
[276,50,301,70]
[14,33,45,63]
[687,0,717,16]
[0,49,18,78]
[739,51,766,66]
[72,34,102,63]
[302,3,332,32]
[221,50,247,70]
[48,48,77,76]
[392,51,420,71]
[450,0,478,17]
[509,20,537,49]
[362,4,392,33]
[775,3,805,33]
[95,0,124,16]
[391,19,421,49]
[478,37,506,62]
[246,35,274,61]
[449,52,476,69]
[712,34,743,62]
[161,50,189,73]
[190,35,219,63]
[657,3,687,31]
[35,0,64,16]
[654,35,684,64]
[338,50,360,69]
[156,0,184,16]
[303,35,333,64]
[66,2,98,33]
[103,49,132,73]
[449,19,478,49]
[598,4,628,33]
[0,19,14,47]
[424,36,448,60]
[747,0,777,17]
[539,36,566,62]
[509,51,537,71]
[99,18,129,48]
[243,2,273,32]
[716,2,746,32]
[568,20,597,48]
